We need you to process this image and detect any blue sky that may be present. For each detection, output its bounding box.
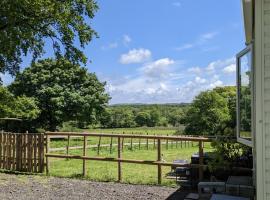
[1,0,246,104]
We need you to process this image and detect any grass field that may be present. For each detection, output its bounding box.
[48,127,213,186]
[51,127,184,148]
[87,127,183,135]
[48,141,213,186]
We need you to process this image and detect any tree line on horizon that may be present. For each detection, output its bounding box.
[98,104,188,129]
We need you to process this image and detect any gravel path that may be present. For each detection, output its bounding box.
[0,173,188,200]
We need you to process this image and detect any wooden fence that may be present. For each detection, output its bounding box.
[0,131,45,173]
[45,132,211,184]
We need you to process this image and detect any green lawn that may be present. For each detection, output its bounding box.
[48,126,212,186]
[50,127,183,149]
[87,127,182,135]
[48,142,213,186]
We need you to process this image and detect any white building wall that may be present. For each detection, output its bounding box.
[264,0,270,198]
[256,0,270,199]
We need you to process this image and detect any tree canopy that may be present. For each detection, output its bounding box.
[0,86,40,120]
[0,0,98,78]
[182,86,236,136]
[99,104,187,128]
[10,58,109,131]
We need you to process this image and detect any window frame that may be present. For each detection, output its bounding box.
[236,44,254,147]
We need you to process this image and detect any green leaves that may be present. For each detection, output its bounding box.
[10,58,109,130]
[0,0,98,77]
[0,86,40,120]
[183,86,236,136]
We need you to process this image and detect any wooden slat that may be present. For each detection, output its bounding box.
[40,134,44,173]
[34,134,37,173]
[0,130,3,168]
[3,132,6,169]
[12,134,16,171]
[23,133,27,171]
[16,134,21,171]
[45,135,49,174]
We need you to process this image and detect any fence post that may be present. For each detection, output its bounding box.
[66,135,70,160]
[46,134,50,175]
[97,136,101,155]
[110,136,113,154]
[83,136,87,177]
[138,133,141,150]
[157,139,162,184]
[153,134,156,149]
[146,132,149,150]
[166,134,168,150]
[199,141,204,181]
[118,136,122,182]
[121,132,124,152]
[130,132,133,151]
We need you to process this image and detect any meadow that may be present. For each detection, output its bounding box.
[51,127,183,148]
[47,128,213,186]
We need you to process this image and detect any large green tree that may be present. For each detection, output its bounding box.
[0,0,98,78]
[183,86,236,136]
[10,58,109,131]
[182,87,253,172]
[0,86,40,119]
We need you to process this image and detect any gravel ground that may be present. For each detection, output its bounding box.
[0,173,189,200]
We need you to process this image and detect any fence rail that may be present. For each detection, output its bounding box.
[45,132,211,184]
[0,131,45,173]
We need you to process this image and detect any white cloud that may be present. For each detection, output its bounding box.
[175,31,219,51]
[175,44,194,51]
[123,34,132,46]
[188,67,201,74]
[210,80,223,88]
[200,32,218,41]
[103,56,235,104]
[119,48,152,64]
[101,42,118,50]
[195,76,206,84]
[223,64,236,74]
[172,2,181,7]
[206,57,235,72]
[140,58,175,79]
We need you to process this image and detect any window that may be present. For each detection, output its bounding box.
[237,45,253,147]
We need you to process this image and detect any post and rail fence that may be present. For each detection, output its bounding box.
[45,132,211,184]
[0,131,214,184]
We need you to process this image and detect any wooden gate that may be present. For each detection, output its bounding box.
[0,132,45,173]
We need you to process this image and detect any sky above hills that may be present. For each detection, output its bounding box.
[1,0,246,104]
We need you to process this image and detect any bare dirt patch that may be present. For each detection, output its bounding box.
[0,173,189,200]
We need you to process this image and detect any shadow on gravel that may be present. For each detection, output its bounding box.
[166,187,196,200]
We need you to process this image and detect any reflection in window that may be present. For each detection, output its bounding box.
[238,50,252,141]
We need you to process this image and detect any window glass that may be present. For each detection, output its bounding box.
[238,49,252,141]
